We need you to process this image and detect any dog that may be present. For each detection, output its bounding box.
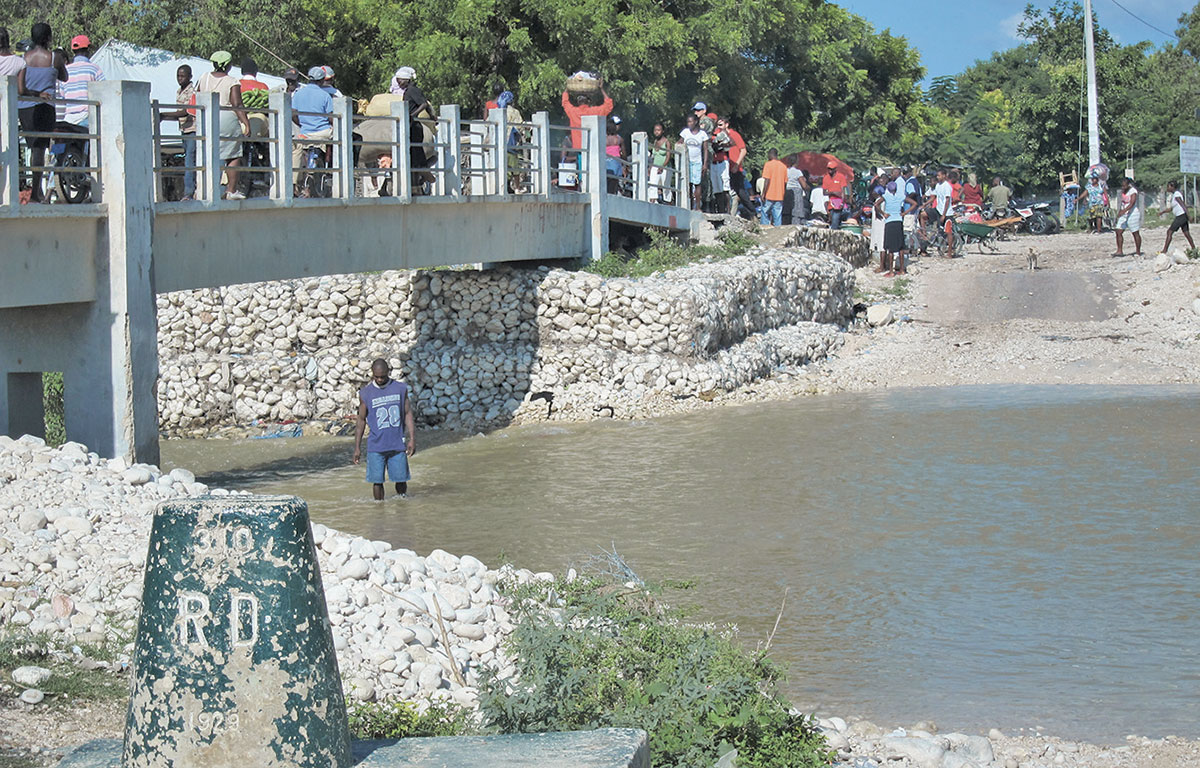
[1026,247,1038,271]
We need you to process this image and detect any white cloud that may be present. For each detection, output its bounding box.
[1000,11,1025,42]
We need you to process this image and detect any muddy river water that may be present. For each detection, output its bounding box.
[164,385,1200,743]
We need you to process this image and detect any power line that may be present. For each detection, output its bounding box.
[1102,0,1179,41]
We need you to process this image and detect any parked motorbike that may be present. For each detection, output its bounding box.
[983,199,1060,235]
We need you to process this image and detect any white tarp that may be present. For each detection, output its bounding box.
[91,39,288,135]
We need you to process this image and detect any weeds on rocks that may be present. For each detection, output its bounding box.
[477,575,832,768]
[347,699,474,739]
[0,631,127,705]
[589,229,757,279]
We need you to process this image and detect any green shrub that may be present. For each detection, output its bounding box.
[587,229,758,279]
[347,699,474,740]
[477,577,832,768]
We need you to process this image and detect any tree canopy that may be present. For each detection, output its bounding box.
[4,0,1199,190]
[919,1,1200,193]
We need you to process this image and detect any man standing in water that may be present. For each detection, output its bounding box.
[353,359,415,500]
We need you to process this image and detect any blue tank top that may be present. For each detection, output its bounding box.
[359,380,408,453]
[17,66,57,110]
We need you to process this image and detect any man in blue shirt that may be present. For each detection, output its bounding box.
[291,66,334,194]
[353,359,416,500]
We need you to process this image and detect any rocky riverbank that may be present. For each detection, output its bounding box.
[0,434,529,721]
[156,246,854,436]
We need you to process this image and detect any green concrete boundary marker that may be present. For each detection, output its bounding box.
[54,494,648,768]
[121,495,351,767]
[56,729,650,767]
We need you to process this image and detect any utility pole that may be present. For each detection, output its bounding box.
[1084,0,1101,167]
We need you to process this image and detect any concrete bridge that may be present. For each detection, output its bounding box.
[0,79,701,463]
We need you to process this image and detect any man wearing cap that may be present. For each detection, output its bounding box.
[273,67,300,94]
[61,35,102,127]
[319,66,343,97]
[291,66,334,195]
[392,67,436,190]
[693,102,716,134]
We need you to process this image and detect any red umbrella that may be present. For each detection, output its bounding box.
[785,151,853,181]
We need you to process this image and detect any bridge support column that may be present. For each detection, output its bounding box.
[91,79,159,464]
[582,114,608,261]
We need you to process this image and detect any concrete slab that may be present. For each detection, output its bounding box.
[918,271,1117,324]
[54,729,650,767]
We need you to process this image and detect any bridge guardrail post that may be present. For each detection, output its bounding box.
[488,107,509,195]
[92,79,160,464]
[333,97,355,200]
[202,91,222,204]
[0,77,18,208]
[269,91,294,204]
[467,117,488,195]
[675,145,688,210]
[390,100,412,202]
[533,111,551,197]
[632,131,648,202]
[440,104,462,197]
[582,114,608,261]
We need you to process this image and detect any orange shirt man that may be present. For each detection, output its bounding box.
[762,152,788,201]
[759,149,788,226]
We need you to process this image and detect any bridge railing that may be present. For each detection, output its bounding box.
[0,78,103,209]
[547,123,591,194]
[605,131,690,208]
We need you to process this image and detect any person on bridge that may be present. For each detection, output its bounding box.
[197,50,251,200]
[679,113,708,211]
[561,78,612,150]
[16,22,68,203]
[291,66,334,195]
[157,64,197,200]
[61,35,102,128]
[353,359,416,501]
[391,66,436,191]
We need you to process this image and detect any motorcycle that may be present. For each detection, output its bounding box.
[984,199,1060,235]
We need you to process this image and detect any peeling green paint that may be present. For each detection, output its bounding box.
[121,495,351,768]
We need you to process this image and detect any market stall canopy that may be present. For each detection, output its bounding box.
[784,151,854,181]
[91,39,288,136]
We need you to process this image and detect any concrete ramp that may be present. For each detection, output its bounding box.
[55,730,650,767]
[918,272,1117,325]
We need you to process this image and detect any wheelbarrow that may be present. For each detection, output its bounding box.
[955,219,1002,253]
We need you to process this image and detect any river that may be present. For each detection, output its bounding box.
[163,385,1200,743]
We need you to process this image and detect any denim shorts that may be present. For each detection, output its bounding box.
[366,450,410,483]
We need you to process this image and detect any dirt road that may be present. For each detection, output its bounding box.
[809,225,1200,392]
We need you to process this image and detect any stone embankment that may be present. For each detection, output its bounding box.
[156,247,854,434]
[787,226,871,268]
[0,435,530,711]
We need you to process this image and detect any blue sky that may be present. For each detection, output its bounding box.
[839,0,1195,80]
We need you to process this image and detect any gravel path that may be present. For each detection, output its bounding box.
[805,226,1200,393]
